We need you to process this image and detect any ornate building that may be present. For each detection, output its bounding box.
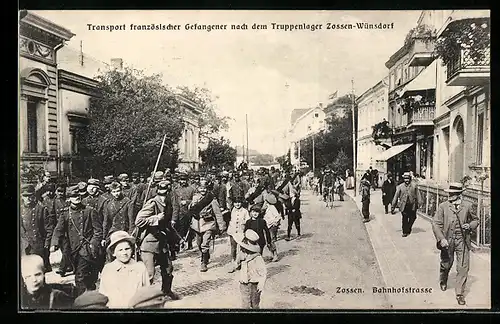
[175,95,203,172]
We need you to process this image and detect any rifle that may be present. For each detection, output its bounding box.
[143,134,167,206]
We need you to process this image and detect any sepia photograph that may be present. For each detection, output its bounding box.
[18,9,490,311]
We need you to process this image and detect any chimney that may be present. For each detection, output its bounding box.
[111,58,123,70]
[318,103,323,109]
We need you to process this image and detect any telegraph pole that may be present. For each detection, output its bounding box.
[351,78,357,197]
[312,133,316,173]
[245,114,249,164]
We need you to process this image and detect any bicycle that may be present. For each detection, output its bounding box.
[324,186,334,208]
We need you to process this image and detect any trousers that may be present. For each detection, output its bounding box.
[71,253,98,296]
[229,235,238,261]
[287,216,301,237]
[240,282,261,309]
[196,230,214,254]
[141,250,173,289]
[401,205,417,235]
[439,233,470,296]
[362,200,370,219]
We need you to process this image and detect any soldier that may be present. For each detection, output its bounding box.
[102,175,114,200]
[228,172,250,210]
[35,171,53,203]
[53,183,73,276]
[140,171,164,203]
[173,173,196,251]
[20,184,53,273]
[40,183,57,231]
[119,173,137,203]
[78,182,89,200]
[432,183,479,306]
[102,182,136,245]
[391,172,422,237]
[82,178,109,272]
[188,180,226,272]
[135,181,180,299]
[50,186,102,296]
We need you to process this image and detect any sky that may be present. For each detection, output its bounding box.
[33,10,422,156]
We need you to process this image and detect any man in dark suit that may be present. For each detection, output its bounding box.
[285,191,301,240]
[432,182,479,306]
[391,172,422,237]
[381,172,397,214]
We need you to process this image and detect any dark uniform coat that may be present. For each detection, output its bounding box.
[102,196,135,241]
[21,202,52,256]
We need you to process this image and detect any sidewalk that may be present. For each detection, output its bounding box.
[345,189,491,309]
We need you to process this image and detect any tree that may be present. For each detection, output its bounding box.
[176,86,230,143]
[80,67,185,177]
[276,150,292,172]
[199,137,237,170]
[331,149,351,174]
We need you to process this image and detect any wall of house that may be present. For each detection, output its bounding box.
[58,89,91,156]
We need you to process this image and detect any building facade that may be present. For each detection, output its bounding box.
[288,107,326,167]
[356,78,389,185]
[175,95,203,172]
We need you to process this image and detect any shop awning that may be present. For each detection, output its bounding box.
[401,60,437,97]
[376,143,413,162]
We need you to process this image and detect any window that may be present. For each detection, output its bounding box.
[70,129,80,154]
[314,113,319,118]
[27,101,38,153]
[404,67,408,81]
[476,112,484,165]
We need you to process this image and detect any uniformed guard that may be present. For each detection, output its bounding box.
[102,182,136,245]
[135,181,180,299]
[140,171,164,203]
[20,184,53,273]
[82,178,109,272]
[188,180,226,272]
[432,182,479,306]
[53,183,73,277]
[40,183,57,233]
[50,186,102,296]
[173,173,196,251]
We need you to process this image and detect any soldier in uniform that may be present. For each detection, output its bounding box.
[54,183,73,276]
[119,173,137,203]
[135,181,179,299]
[20,184,53,273]
[102,182,136,245]
[50,186,102,296]
[173,173,196,251]
[40,183,57,231]
[78,182,89,200]
[391,172,422,237]
[82,178,109,272]
[102,176,114,200]
[140,171,164,203]
[132,172,147,212]
[432,182,479,306]
[35,171,53,203]
[188,180,226,272]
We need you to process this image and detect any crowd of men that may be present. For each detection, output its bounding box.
[20,166,304,309]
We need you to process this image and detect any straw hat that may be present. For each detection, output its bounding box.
[444,182,465,193]
[233,229,261,253]
[107,230,136,255]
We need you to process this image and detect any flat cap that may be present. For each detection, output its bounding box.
[87,178,100,186]
[118,173,129,181]
[77,182,88,192]
[128,285,166,309]
[73,291,109,309]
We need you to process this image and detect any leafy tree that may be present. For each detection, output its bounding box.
[331,149,351,174]
[79,67,185,177]
[176,86,230,142]
[199,137,237,170]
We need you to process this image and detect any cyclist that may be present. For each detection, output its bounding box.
[322,169,335,208]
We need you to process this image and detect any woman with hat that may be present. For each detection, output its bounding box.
[263,193,282,262]
[99,230,150,308]
[233,229,267,309]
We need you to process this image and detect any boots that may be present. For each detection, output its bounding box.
[200,252,208,272]
[272,250,279,262]
[162,275,180,300]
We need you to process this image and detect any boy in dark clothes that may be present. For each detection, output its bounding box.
[244,204,272,255]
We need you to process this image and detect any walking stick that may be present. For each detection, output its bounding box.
[143,134,167,206]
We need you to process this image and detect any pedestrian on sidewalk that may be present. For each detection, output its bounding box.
[381,172,396,214]
[99,231,150,308]
[391,172,422,237]
[285,191,301,240]
[227,196,250,273]
[234,229,267,309]
[360,179,371,223]
[431,182,479,306]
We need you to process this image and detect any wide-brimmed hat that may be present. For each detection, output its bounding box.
[233,229,261,253]
[107,230,136,255]
[402,172,411,179]
[265,193,277,205]
[445,182,464,193]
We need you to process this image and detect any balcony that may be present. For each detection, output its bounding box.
[446,48,490,86]
[408,37,435,67]
[407,104,435,128]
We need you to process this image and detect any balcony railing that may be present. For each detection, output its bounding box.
[408,37,435,67]
[407,104,435,127]
[446,48,490,86]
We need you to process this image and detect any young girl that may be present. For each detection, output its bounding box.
[262,194,282,262]
[234,229,267,309]
[99,231,150,308]
[227,196,250,273]
[244,205,272,256]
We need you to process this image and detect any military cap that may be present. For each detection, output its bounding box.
[56,183,66,191]
[21,184,35,196]
[73,291,109,309]
[77,182,88,192]
[87,178,100,186]
[132,172,140,178]
[118,173,129,181]
[129,285,167,309]
[153,171,164,182]
[103,175,114,185]
[179,172,188,180]
[68,185,80,197]
[157,180,170,194]
[109,181,122,190]
[45,183,56,192]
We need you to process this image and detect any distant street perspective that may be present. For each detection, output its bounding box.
[20,9,490,311]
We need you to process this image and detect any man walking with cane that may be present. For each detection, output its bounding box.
[432,182,479,306]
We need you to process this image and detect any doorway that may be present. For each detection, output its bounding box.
[452,116,465,182]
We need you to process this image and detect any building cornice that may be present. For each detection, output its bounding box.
[385,44,410,69]
[175,94,203,115]
[58,69,99,88]
[357,78,388,104]
[433,110,450,124]
[19,11,75,42]
[443,89,468,108]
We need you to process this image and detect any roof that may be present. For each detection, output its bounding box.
[385,43,410,69]
[357,77,389,103]
[290,109,309,125]
[19,10,75,41]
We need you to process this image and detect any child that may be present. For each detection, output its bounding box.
[285,191,301,240]
[262,194,281,262]
[99,231,150,308]
[227,196,250,273]
[244,204,272,256]
[234,229,267,309]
